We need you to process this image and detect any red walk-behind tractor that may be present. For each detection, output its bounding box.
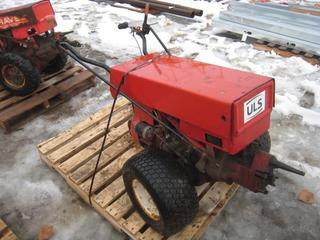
[0,0,68,96]
[60,6,305,237]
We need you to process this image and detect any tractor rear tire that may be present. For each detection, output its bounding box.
[43,51,68,74]
[241,131,271,165]
[122,148,199,237]
[0,53,40,96]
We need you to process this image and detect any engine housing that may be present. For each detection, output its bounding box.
[110,54,275,155]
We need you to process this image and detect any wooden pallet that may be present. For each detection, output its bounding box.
[0,63,96,132]
[253,41,320,66]
[0,218,17,240]
[37,98,239,240]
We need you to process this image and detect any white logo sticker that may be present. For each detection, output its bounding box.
[244,91,265,123]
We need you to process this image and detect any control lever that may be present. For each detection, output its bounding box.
[117,3,171,56]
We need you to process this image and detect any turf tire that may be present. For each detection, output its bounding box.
[242,131,271,165]
[43,51,68,74]
[0,53,40,96]
[123,148,199,237]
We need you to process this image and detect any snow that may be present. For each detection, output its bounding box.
[0,0,319,239]
[0,0,39,10]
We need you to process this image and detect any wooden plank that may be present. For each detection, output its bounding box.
[94,176,126,208]
[1,232,17,240]
[2,81,91,133]
[106,193,133,220]
[196,183,211,197]
[199,182,231,214]
[192,184,238,240]
[138,228,163,240]
[0,66,82,111]
[78,144,139,194]
[0,70,93,122]
[57,123,131,175]
[38,98,129,155]
[170,183,238,240]
[0,63,96,132]
[122,212,145,235]
[0,219,6,233]
[45,104,132,165]
[72,144,141,187]
[1,79,95,133]
[0,91,10,102]
[38,102,239,240]
[0,219,17,240]
[0,63,74,104]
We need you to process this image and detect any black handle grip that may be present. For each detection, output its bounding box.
[118,22,129,29]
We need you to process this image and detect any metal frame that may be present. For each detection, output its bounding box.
[214,1,320,55]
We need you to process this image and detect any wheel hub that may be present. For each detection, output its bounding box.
[1,64,26,89]
[132,179,160,221]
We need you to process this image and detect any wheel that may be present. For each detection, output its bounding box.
[122,148,199,237]
[0,53,40,96]
[43,51,68,74]
[241,131,271,165]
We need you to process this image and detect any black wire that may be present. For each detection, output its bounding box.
[61,45,213,157]
[60,45,214,161]
[60,43,187,145]
[87,54,162,205]
[59,43,218,194]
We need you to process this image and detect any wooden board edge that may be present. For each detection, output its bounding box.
[192,183,239,240]
[0,218,18,240]
[1,75,96,133]
[37,98,130,153]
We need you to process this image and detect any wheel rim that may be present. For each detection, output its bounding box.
[132,179,160,221]
[1,64,26,89]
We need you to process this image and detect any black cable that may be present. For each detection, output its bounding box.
[59,43,217,190]
[59,43,188,145]
[87,53,162,205]
[60,44,215,161]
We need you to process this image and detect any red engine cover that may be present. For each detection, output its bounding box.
[0,1,56,39]
[110,54,275,154]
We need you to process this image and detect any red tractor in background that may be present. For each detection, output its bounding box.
[0,0,68,96]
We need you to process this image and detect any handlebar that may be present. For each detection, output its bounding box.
[117,5,171,57]
[117,21,149,55]
[118,22,129,29]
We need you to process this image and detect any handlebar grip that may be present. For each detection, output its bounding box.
[118,22,129,29]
